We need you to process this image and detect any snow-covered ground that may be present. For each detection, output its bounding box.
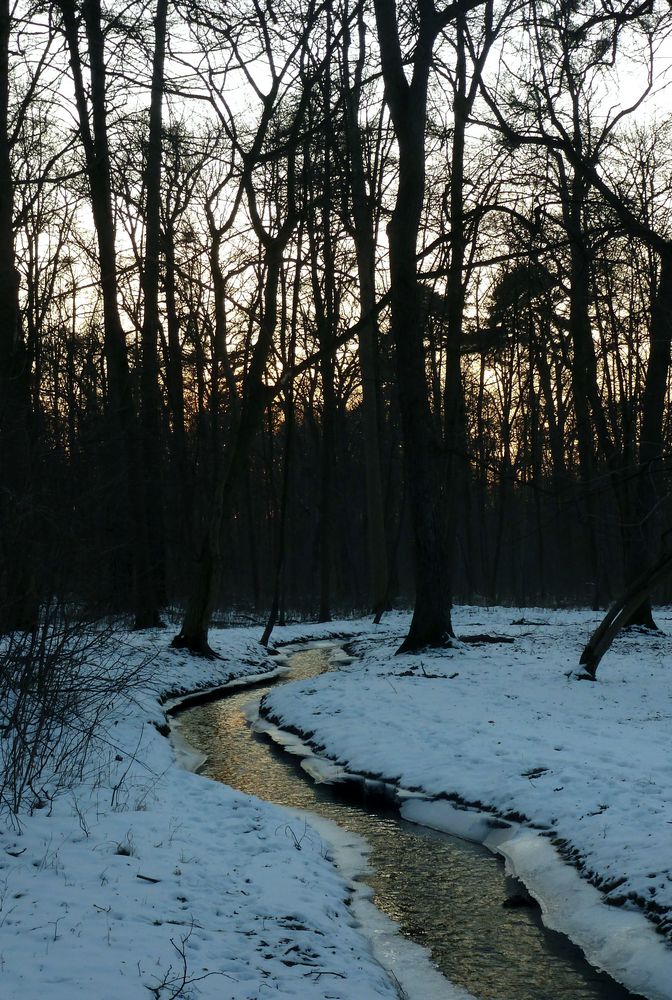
[2,607,672,1000]
[0,619,409,1000]
[261,607,672,1000]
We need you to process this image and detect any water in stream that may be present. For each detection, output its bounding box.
[175,645,640,1000]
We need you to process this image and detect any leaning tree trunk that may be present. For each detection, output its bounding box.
[580,547,672,678]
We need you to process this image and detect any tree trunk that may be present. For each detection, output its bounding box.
[261,224,302,645]
[562,170,610,608]
[317,346,336,623]
[307,189,336,624]
[0,0,37,632]
[343,2,389,621]
[60,0,154,624]
[580,548,672,677]
[623,247,672,627]
[137,0,169,626]
[162,215,189,531]
[173,244,285,654]
[260,389,294,646]
[442,10,471,612]
[374,0,454,651]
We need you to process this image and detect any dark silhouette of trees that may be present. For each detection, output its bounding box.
[342,0,390,621]
[480,0,672,624]
[57,0,159,626]
[172,0,323,653]
[2,0,672,659]
[0,0,36,632]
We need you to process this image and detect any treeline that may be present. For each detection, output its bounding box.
[1,0,671,651]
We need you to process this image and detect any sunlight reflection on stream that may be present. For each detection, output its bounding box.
[175,645,639,1000]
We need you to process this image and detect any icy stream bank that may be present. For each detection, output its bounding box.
[175,643,647,1000]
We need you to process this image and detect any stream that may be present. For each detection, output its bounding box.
[174,644,640,1000]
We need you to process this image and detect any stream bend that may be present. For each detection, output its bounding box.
[173,643,640,1000]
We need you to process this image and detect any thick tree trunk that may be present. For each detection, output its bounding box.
[623,247,672,627]
[562,171,612,608]
[387,142,453,649]
[374,0,454,651]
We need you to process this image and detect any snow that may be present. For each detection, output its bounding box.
[0,621,406,1000]
[3,607,672,1000]
[261,607,672,1000]
[293,809,474,1000]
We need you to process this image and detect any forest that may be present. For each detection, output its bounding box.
[4,6,672,999]
[1,0,671,656]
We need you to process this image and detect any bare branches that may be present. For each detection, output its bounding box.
[0,607,157,821]
[145,922,234,999]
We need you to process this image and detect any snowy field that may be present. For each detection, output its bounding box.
[0,619,408,1000]
[262,607,672,999]
[1,608,672,1000]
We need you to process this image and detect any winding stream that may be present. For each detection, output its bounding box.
[174,644,640,1000]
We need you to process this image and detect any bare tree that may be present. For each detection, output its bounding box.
[173,0,324,652]
[56,0,160,626]
[373,0,488,651]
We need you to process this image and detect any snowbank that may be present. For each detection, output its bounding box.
[261,607,672,1000]
[4,607,672,1000]
[0,620,405,1000]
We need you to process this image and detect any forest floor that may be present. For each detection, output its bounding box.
[0,608,671,1000]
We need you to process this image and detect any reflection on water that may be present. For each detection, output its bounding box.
[176,647,639,1000]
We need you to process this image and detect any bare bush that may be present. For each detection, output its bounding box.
[0,605,155,821]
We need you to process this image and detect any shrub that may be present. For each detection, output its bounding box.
[0,604,154,823]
